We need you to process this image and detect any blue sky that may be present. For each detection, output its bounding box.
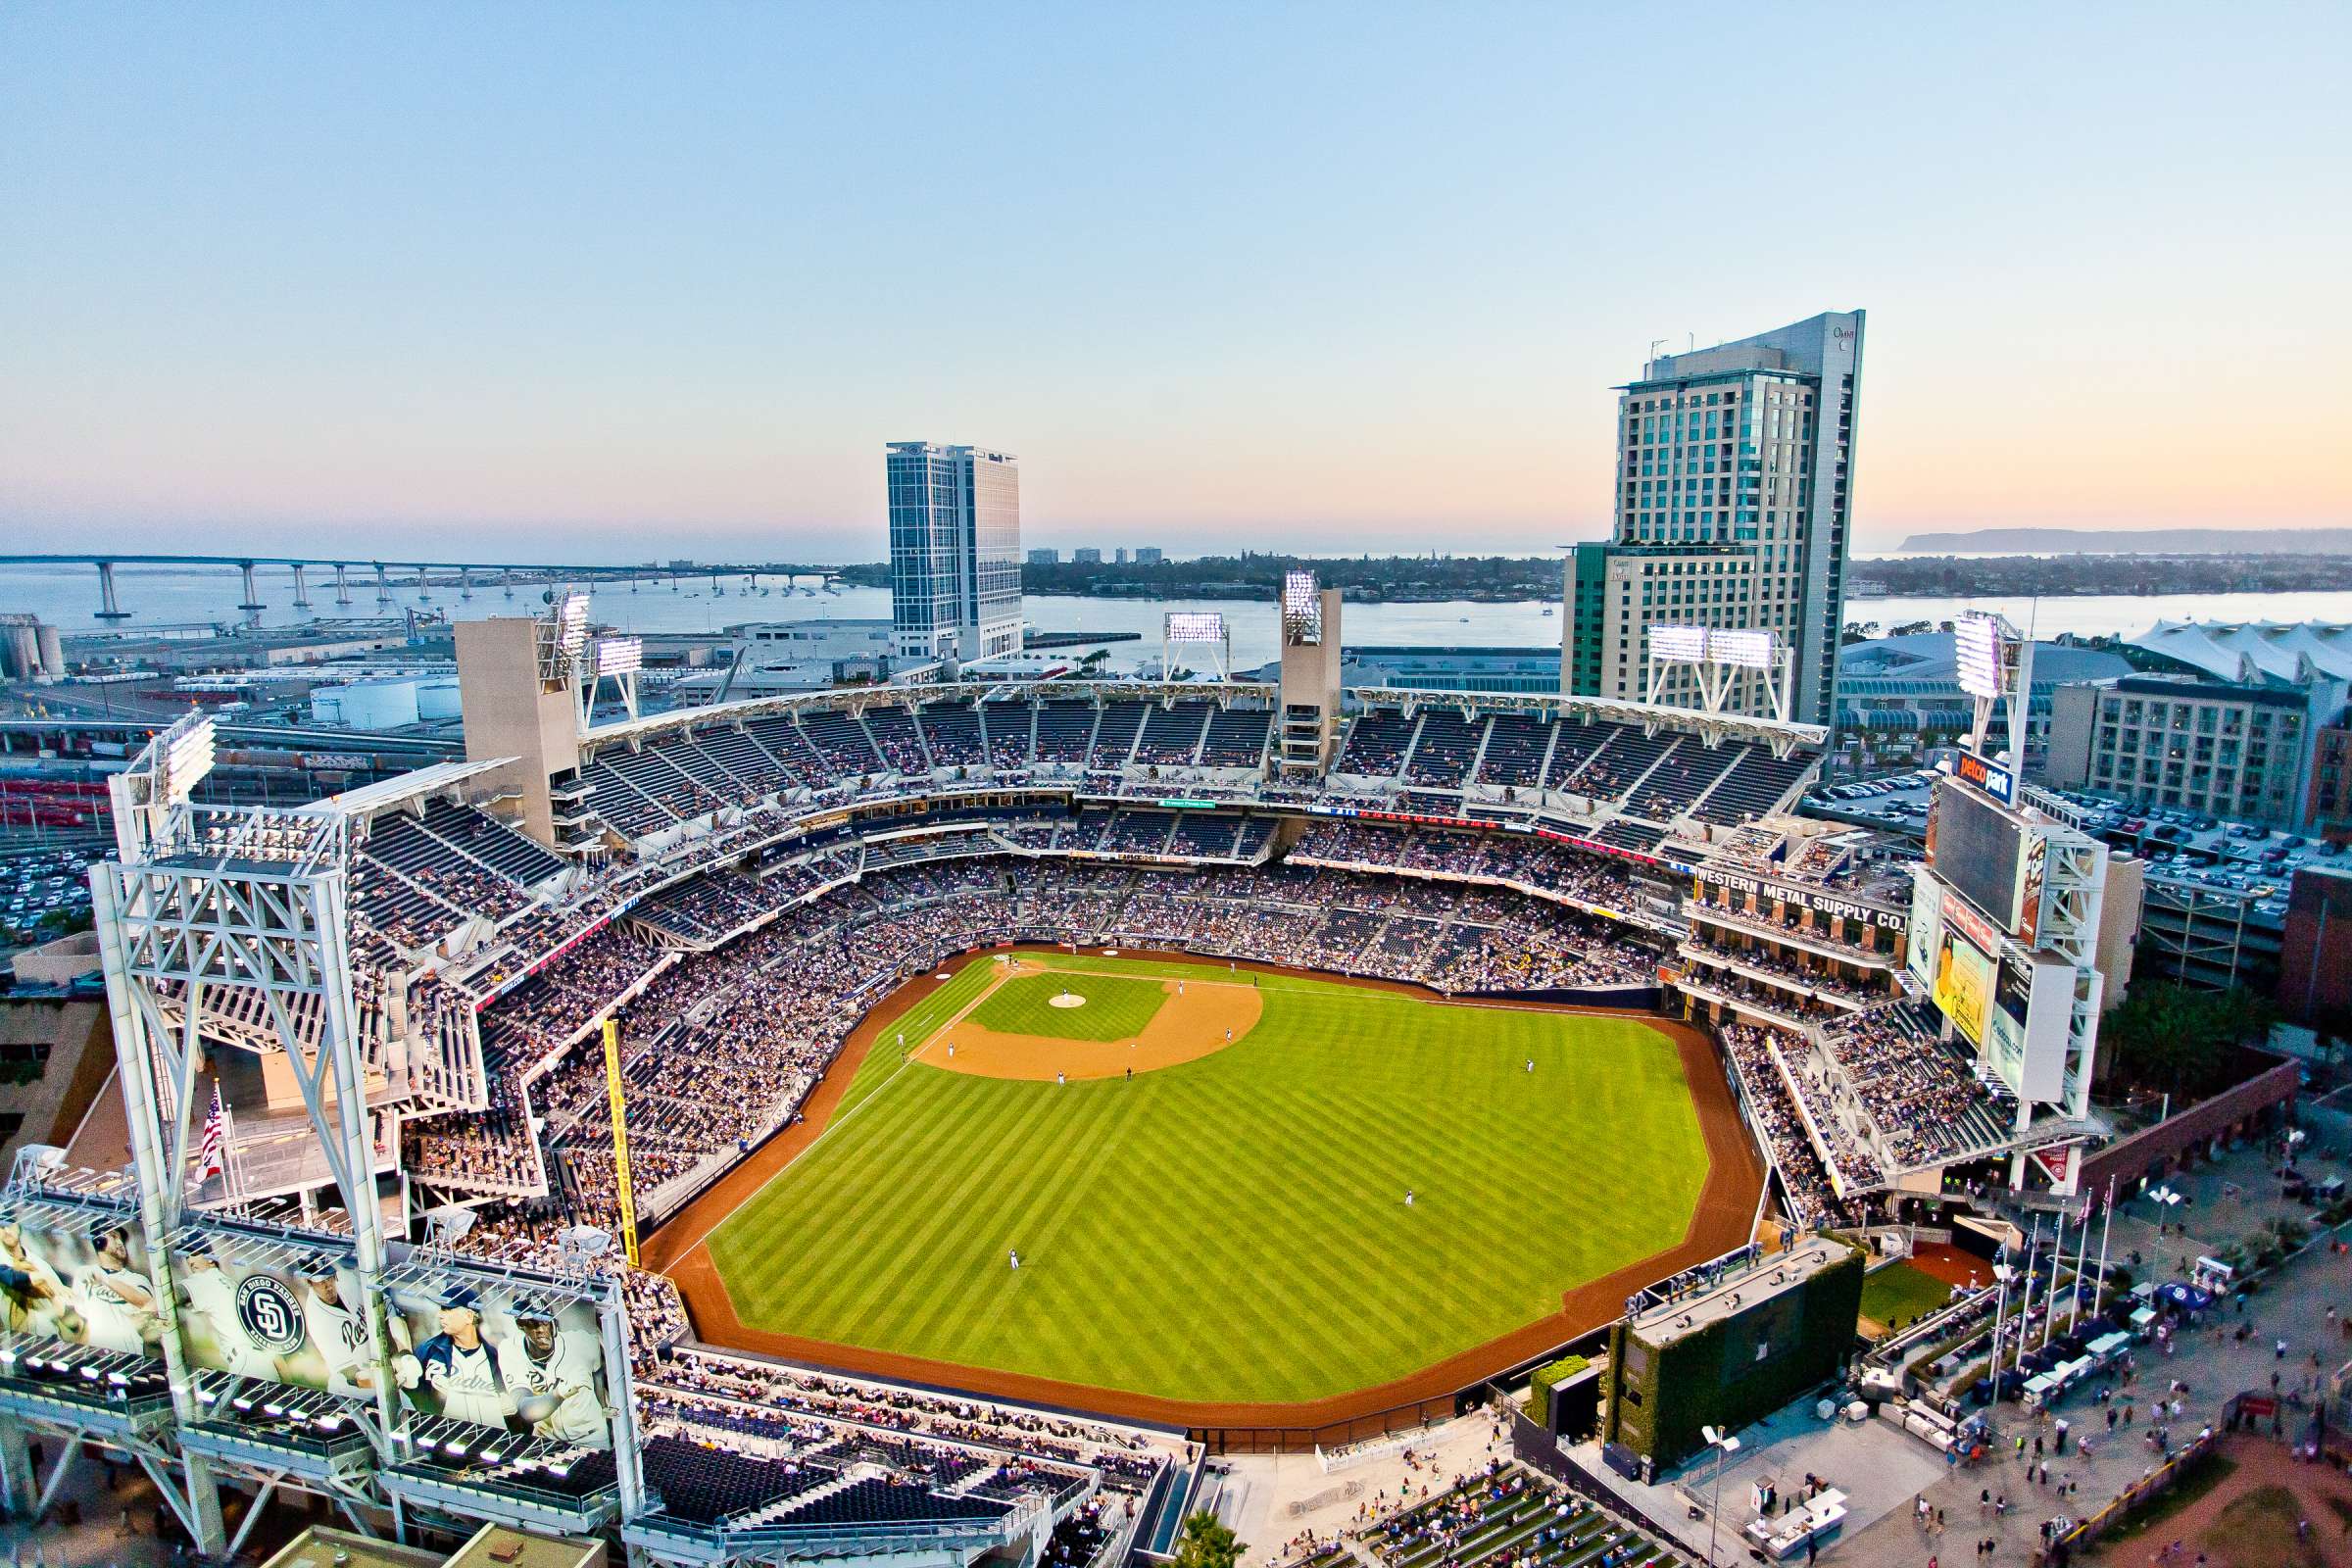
[2,2,2345,562]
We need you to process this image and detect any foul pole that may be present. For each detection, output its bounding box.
[604,1016,641,1266]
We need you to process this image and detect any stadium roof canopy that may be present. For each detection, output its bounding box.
[579,678,1828,757]
[2133,619,2352,688]
[321,758,516,819]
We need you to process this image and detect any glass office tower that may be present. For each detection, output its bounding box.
[887,442,1023,663]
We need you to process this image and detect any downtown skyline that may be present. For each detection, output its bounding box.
[3,2,2346,564]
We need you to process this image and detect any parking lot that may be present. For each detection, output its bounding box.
[1806,767,2335,924]
[0,846,97,949]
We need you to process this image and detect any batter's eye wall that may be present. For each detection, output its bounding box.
[1600,1243,1863,1468]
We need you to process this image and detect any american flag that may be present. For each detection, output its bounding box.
[195,1085,226,1183]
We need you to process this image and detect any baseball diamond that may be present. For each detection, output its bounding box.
[662,948,1759,1420]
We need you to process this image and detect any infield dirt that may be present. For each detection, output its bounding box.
[910,955,1261,1080]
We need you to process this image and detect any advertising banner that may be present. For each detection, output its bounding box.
[0,1211,163,1354]
[167,1232,378,1396]
[384,1277,612,1447]
[1934,927,1995,1048]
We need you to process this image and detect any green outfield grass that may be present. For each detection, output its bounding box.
[1859,1260,1955,1330]
[704,954,1712,1404]
[967,970,1170,1041]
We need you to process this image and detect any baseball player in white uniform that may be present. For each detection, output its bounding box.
[176,1251,280,1379]
[73,1227,160,1353]
[298,1267,378,1396]
[497,1312,609,1447]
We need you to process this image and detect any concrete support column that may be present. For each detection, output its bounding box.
[95,561,131,620]
[236,561,266,622]
[334,563,353,606]
[0,1413,35,1521]
[374,564,393,605]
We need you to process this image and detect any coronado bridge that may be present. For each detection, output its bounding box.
[0,554,849,621]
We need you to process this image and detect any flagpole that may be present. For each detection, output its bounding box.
[1989,1254,2009,1399]
[2072,1195,2093,1334]
[2094,1178,2116,1317]
[2042,1208,2066,1351]
[2014,1216,2041,1381]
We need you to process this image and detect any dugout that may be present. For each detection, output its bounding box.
[1598,1235,1864,1470]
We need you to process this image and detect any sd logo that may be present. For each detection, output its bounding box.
[234,1276,307,1356]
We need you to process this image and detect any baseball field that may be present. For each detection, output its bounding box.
[675,949,1753,1417]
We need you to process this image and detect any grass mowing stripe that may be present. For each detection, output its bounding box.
[706,956,1710,1403]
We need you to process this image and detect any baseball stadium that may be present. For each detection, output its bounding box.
[7,581,2101,1567]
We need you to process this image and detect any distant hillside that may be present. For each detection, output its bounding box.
[1897,526,2352,556]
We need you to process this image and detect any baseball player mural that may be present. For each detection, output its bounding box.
[387,1285,612,1447]
[0,1217,162,1355]
[6,1215,612,1448]
[0,1220,81,1342]
[71,1224,163,1353]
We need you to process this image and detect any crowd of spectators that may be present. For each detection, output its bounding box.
[1292,820,1654,915]
[642,1348,1177,1486]
[1819,1007,2016,1169]
[1679,933,1879,1008]
[1717,1021,1864,1231]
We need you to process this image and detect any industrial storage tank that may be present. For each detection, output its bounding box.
[33,624,63,680]
[414,676,463,721]
[311,677,419,731]
[0,617,39,681]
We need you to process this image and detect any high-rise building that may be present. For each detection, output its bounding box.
[1565,312,1864,729]
[1072,547,1103,564]
[1135,547,1164,565]
[1026,547,1059,565]
[886,442,1022,663]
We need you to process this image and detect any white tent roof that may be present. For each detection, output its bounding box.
[2133,620,2352,686]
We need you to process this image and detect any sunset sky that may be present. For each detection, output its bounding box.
[3,3,2345,563]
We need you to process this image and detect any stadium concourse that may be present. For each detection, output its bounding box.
[29,678,1946,1566]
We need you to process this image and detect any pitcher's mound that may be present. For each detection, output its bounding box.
[925,972,1262,1081]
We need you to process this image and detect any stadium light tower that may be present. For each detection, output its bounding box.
[1161,612,1231,681]
[1954,612,2034,762]
[87,730,397,1555]
[1645,625,1791,725]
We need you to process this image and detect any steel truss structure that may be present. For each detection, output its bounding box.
[0,718,653,1559]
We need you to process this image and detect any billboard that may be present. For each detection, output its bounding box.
[1929,778,2029,931]
[1694,864,1907,933]
[168,1231,381,1396]
[1984,949,2077,1102]
[1954,749,2018,807]
[0,1210,162,1353]
[1933,924,1996,1048]
[384,1277,612,1447]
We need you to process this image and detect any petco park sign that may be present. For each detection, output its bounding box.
[1692,865,1907,932]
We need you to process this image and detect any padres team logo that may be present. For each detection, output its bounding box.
[234,1276,307,1355]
